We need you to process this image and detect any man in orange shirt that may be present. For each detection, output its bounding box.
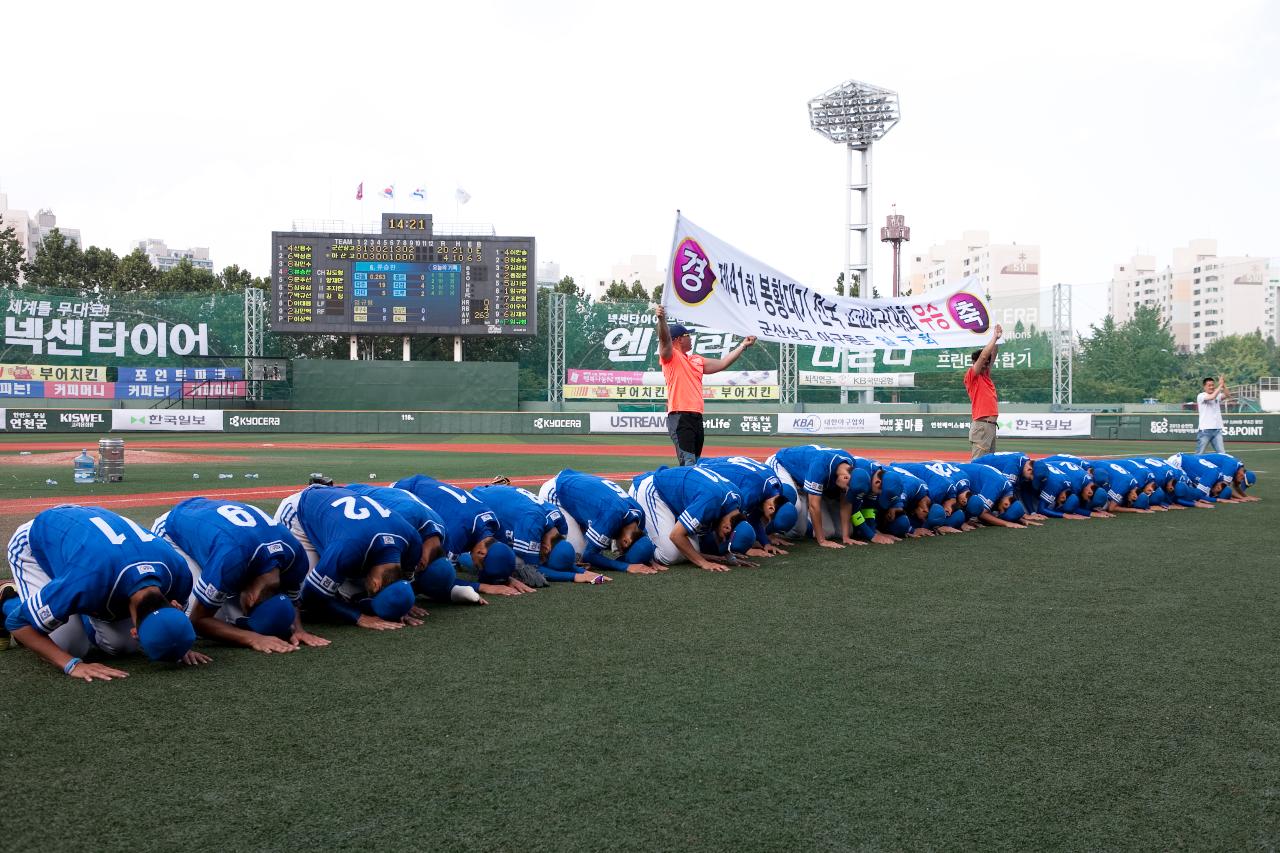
[964,323,1003,460]
[655,305,755,466]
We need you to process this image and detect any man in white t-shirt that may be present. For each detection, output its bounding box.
[1195,375,1229,454]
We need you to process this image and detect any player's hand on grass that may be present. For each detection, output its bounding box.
[871,533,897,545]
[573,571,610,584]
[818,539,844,549]
[409,605,429,619]
[292,630,331,647]
[478,583,520,596]
[181,650,212,666]
[936,526,961,534]
[509,578,538,594]
[248,634,299,654]
[626,563,659,574]
[67,661,129,682]
[357,614,404,630]
[696,559,730,572]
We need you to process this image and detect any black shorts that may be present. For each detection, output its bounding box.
[666,411,705,464]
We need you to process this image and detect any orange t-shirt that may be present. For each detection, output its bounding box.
[964,366,998,420]
[661,348,706,414]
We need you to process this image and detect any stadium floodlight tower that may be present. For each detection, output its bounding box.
[809,78,900,403]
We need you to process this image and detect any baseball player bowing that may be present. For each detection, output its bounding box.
[2,505,207,681]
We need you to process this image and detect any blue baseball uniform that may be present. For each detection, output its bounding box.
[879,467,928,537]
[698,456,783,547]
[5,505,193,657]
[155,497,304,612]
[974,452,1035,510]
[893,462,969,528]
[630,466,742,565]
[472,484,581,582]
[279,485,422,624]
[770,445,855,497]
[957,463,1014,519]
[1038,455,1096,514]
[1030,462,1078,517]
[343,483,478,601]
[541,469,646,572]
[393,475,501,558]
[1134,457,1199,507]
[1176,452,1249,498]
[1090,460,1144,509]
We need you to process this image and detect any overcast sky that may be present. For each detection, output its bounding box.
[3,0,1277,328]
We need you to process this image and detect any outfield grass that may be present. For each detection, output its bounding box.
[0,436,1276,851]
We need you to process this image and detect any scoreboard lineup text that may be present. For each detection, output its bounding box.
[270,214,534,335]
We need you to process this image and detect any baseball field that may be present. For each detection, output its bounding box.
[0,432,1276,851]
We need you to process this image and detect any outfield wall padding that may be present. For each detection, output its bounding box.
[288,361,519,411]
[4,407,1278,441]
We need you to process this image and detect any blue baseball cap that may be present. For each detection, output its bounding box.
[137,606,196,662]
[729,520,756,554]
[243,594,295,640]
[1062,494,1082,514]
[769,501,798,534]
[846,469,871,500]
[1218,486,1232,500]
[668,324,690,339]
[546,539,577,572]
[371,580,415,621]
[1134,493,1151,510]
[1001,500,1026,522]
[625,535,656,565]
[478,541,515,583]
[780,482,798,505]
[1246,471,1257,486]
[926,504,947,528]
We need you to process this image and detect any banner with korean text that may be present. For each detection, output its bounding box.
[110,410,225,432]
[663,214,993,350]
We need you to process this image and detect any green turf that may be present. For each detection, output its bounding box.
[0,437,1276,850]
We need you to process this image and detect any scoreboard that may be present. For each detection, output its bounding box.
[271,213,534,335]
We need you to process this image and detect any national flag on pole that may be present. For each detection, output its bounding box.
[382,185,395,200]
[455,187,471,205]
[355,182,363,201]
[412,187,427,199]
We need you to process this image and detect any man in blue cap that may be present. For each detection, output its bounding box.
[392,474,534,596]
[473,482,611,584]
[958,462,1034,528]
[153,497,330,654]
[766,444,856,548]
[974,451,1048,522]
[891,462,972,533]
[630,465,756,570]
[274,484,425,630]
[344,482,488,605]
[1,505,207,681]
[538,469,662,574]
[698,456,795,555]
[876,467,934,538]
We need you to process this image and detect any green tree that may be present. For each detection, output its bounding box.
[650,283,662,303]
[109,248,160,291]
[552,275,583,298]
[156,257,219,293]
[1074,306,1180,402]
[218,264,255,292]
[81,246,120,291]
[1195,333,1273,386]
[834,271,862,297]
[600,279,634,302]
[23,228,84,289]
[0,225,24,286]
[627,280,647,301]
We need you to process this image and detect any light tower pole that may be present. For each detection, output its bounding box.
[880,205,910,299]
[809,79,901,404]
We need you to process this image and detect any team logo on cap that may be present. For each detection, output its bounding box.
[672,238,716,306]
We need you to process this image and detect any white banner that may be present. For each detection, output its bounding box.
[799,371,915,388]
[995,414,1091,437]
[588,412,668,433]
[111,410,225,432]
[777,413,883,435]
[664,214,994,350]
[566,368,776,387]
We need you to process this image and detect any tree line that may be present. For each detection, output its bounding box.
[4,225,1276,404]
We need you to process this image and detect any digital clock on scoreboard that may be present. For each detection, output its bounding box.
[270,214,535,335]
